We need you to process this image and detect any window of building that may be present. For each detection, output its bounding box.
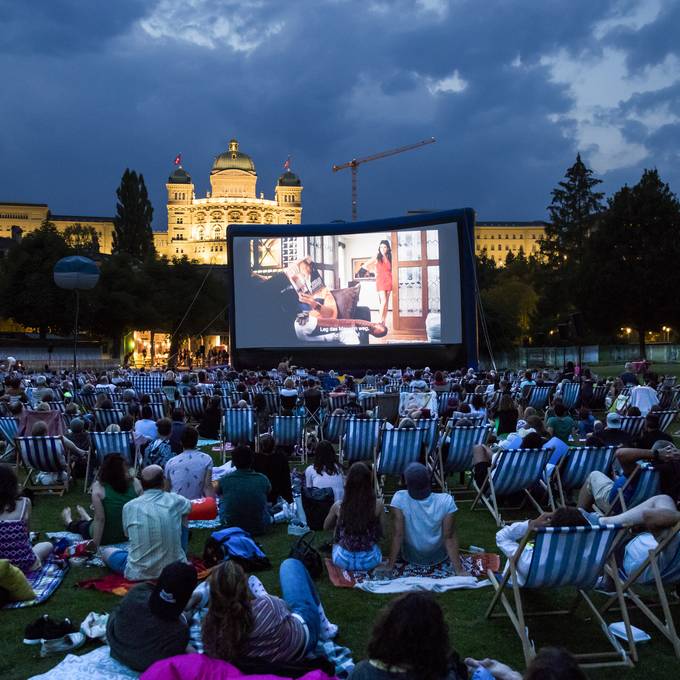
[531,234,535,239]
[512,234,516,239]
[490,245,495,251]
[520,234,523,239]
[286,219,293,224]
[176,217,183,224]
[505,245,509,250]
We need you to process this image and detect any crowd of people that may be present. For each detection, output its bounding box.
[0,359,678,678]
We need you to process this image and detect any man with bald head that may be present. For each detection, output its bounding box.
[101,465,192,580]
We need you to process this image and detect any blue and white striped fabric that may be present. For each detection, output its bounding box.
[619,415,645,439]
[77,391,97,410]
[146,402,166,421]
[559,446,616,493]
[416,417,439,457]
[162,385,178,405]
[344,418,381,463]
[358,392,378,412]
[442,425,491,473]
[219,394,232,411]
[655,410,678,433]
[91,431,134,464]
[222,408,255,444]
[0,416,19,455]
[626,462,660,509]
[377,427,425,475]
[591,385,608,409]
[527,386,551,410]
[131,374,164,394]
[272,415,305,447]
[16,436,66,473]
[560,383,580,409]
[261,391,281,415]
[328,393,350,411]
[642,535,680,585]
[47,401,67,414]
[436,391,453,416]
[490,448,551,496]
[525,525,620,588]
[181,395,206,419]
[322,413,347,443]
[93,408,125,429]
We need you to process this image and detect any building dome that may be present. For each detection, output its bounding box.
[211,139,256,174]
[168,166,192,184]
[278,170,301,187]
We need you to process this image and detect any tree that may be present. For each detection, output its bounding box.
[63,223,100,255]
[577,169,680,357]
[0,220,73,338]
[113,168,155,259]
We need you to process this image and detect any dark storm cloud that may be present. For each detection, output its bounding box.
[0,0,678,227]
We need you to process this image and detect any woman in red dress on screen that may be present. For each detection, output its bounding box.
[365,239,393,325]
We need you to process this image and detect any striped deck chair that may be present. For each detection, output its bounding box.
[655,409,678,432]
[219,394,232,411]
[486,524,634,668]
[590,385,609,409]
[47,401,67,414]
[132,374,164,395]
[619,415,645,440]
[146,401,166,421]
[358,391,378,413]
[321,413,346,444]
[15,436,70,496]
[436,391,453,417]
[162,385,178,406]
[472,447,552,526]
[93,408,125,430]
[341,417,381,465]
[434,424,492,491]
[662,376,677,388]
[416,416,439,459]
[0,416,19,461]
[87,430,135,485]
[375,427,425,496]
[555,446,616,506]
[328,393,350,412]
[261,390,280,416]
[221,408,257,462]
[181,395,206,421]
[560,382,580,409]
[606,461,660,514]
[601,520,680,659]
[271,415,306,462]
[77,391,98,411]
[527,385,551,410]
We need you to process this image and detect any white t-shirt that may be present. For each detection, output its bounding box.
[390,490,457,565]
[304,465,345,502]
[628,385,659,416]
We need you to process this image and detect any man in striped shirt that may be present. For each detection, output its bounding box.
[102,465,191,580]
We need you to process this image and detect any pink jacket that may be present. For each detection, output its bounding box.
[141,654,336,680]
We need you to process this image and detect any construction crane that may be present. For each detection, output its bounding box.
[332,137,436,221]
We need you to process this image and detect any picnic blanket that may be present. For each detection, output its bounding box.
[2,555,69,609]
[28,645,138,680]
[77,556,210,596]
[325,553,498,593]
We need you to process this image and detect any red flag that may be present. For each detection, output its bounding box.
[283,155,291,170]
[174,153,182,166]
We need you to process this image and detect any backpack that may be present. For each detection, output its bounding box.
[288,531,323,580]
[300,485,334,530]
[203,527,271,571]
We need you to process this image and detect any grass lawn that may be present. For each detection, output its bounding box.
[591,363,680,378]
[2,447,680,680]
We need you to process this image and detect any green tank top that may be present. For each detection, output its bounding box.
[101,482,137,546]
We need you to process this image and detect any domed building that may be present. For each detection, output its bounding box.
[153,139,303,263]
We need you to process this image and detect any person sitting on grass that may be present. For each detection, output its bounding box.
[164,425,214,501]
[349,592,468,679]
[324,461,384,571]
[201,558,337,665]
[61,454,141,549]
[384,462,466,576]
[304,440,345,502]
[143,417,174,468]
[253,433,293,505]
[0,464,54,572]
[107,561,198,672]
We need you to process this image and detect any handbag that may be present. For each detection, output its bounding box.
[288,531,323,579]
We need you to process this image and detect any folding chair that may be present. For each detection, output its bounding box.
[590,385,609,409]
[416,416,439,460]
[374,392,399,424]
[77,391,98,411]
[486,524,635,668]
[606,461,660,514]
[162,385,178,407]
[271,415,306,462]
[375,427,425,497]
[221,408,257,463]
[93,407,126,430]
[527,385,552,411]
[341,417,381,465]
[433,423,491,491]
[146,401,166,421]
[655,409,678,433]
[619,415,645,440]
[555,446,616,507]
[15,435,70,496]
[261,390,281,416]
[48,401,67,414]
[328,393,350,412]
[0,416,19,462]
[472,447,552,526]
[600,520,680,659]
[181,395,206,422]
[436,391,453,417]
[560,383,581,409]
[87,430,135,488]
[358,391,378,414]
[321,412,347,444]
[132,374,164,396]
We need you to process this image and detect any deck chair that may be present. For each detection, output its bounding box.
[619,415,645,440]
[606,461,660,515]
[261,390,281,416]
[555,446,616,507]
[15,435,70,495]
[527,385,552,410]
[358,391,378,413]
[162,385,178,406]
[486,524,635,668]
[341,417,381,464]
[145,401,166,421]
[47,401,67,414]
[375,427,425,497]
[416,416,439,460]
[436,391,453,417]
[472,447,552,526]
[93,407,126,430]
[86,430,135,488]
[77,391,98,411]
[0,416,19,461]
[271,415,306,462]
[560,383,581,409]
[181,395,206,422]
[591,385,609,409]
[321,413,347,444]
[433,423,491,491]
[221,408,257,462]
[132,374,164,395]
[374,392,399,423]
[655,409,678,433]
[328,393,350,412]
[600,520,680,659]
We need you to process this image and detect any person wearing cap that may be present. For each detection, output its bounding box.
[586,412,633,448]
[385,463,466,576]
[107,561,197,671]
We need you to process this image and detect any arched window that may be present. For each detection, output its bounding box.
[213,226,221,240]
[197,226,204,240]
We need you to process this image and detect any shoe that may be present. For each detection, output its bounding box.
[24,615,77,646]
[288,519,309,536]
[40,632,86,657]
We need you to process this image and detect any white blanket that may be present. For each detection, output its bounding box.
[29,645,138,680]
[355,575,490,594]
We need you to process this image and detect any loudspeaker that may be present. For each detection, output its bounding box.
[557,323,571,341]
[570,312,585,338]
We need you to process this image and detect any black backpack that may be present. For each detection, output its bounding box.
[300,486,334,530]
[288,531,323,580]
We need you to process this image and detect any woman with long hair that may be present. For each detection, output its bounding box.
[202,558,337,664]
[304,440,344,501]
[349,592,467,679]
[365,239,393,325]
[324,461,384,571]
[61,454,141,549]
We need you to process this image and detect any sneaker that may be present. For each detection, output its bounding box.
[24,615,77,645]
[40,632,86,657]
[287,519,309,536]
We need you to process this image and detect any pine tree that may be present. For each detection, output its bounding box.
[113,169,155,259]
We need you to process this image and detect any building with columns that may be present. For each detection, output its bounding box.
[153,138,303,263]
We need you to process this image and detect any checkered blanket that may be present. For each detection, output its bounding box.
[2,555,69,609]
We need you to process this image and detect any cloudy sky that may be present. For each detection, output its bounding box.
[1,0,679,227]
